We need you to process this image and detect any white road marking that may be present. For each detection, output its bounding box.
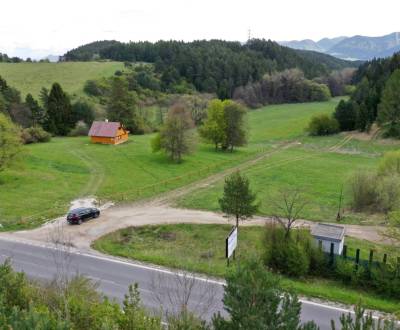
[0,236,384,318]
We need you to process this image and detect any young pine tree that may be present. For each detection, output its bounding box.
[212,258,318,330]
[219,171,258,228]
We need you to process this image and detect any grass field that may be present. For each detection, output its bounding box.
[1,97,399,230]
[92,223,400,313]
[0,136,258,230]
[0,61,124,98]
[177,146,379,223]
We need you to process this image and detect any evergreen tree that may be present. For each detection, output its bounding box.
[212,258,318,330]
[377,69,400,137]
[334,100,358,131]
[0,113,22,173]
[39,87,49,109]
[219,171,258,228]
[44,83,73,135]
[25,93,46,127]
[107,77,143,133]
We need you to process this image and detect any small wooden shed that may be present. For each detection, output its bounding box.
[88,121,129,145]
[311,223,345,255]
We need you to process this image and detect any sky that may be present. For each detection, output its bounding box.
[1,0,399,59]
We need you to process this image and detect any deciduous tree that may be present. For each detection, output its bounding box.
[200,100,248,152]
[153,104,195,163]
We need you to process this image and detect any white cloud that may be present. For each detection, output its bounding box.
[1,0,399,58]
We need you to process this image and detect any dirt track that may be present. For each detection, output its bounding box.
[0,135,391,250]
[1,202,387,252]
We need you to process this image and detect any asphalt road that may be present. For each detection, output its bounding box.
[0,238,349,329]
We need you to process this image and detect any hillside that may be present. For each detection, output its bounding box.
[280,32,400,60]
[63,39,358,98]
[0,61,124,98]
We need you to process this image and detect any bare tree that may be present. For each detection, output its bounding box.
[150,267,220,324]
[46,221,76,320]
[271,189,308,239]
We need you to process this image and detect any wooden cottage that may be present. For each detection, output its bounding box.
[88,121,129,145]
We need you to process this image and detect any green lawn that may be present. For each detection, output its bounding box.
[2,97,399,229]
[0,136,258,230]
[92,223,400,313]
[177,146,380,223]
[0,61,124,98]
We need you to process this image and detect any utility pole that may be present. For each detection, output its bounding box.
[247,28,252,42]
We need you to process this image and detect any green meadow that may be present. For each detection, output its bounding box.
[0,61,124,98]
[1,97,398,230]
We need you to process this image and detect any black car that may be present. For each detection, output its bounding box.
[67,207,100,225]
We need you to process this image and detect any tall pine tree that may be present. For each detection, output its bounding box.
[378,69,400,137]
[25,93,46,127]
[45,83,73,135]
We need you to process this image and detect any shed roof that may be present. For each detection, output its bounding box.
[311,223,345,241]
[88,121,123,138]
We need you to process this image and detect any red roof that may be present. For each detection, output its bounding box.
[88,121,125,137]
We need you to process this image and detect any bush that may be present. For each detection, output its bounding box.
[69,121,89,137]
[350,170,400,213]
[264,225,313,278]
[307,114,339,136]
[21,126,51,144]
[378,151,400,176]
[376,175,400,213]
[349,171,378,212]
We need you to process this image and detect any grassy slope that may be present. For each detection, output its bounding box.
[0,62,124,98]
[0,99,340,230]
[178,101,400,224]
[92,224,400,313]
[0,136,257,230]
[2,97,399,229]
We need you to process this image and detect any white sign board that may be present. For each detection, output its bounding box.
[226,226,238,258]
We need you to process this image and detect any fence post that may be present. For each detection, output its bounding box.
[342,245,347,259]
[397,257,400,277]
[383,254,387,264]
[355,249,360,270]
[369,250,374,266]
[330,242,335,266]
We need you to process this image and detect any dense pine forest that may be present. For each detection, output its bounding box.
[63,39,359,98]
[334,51,400,136]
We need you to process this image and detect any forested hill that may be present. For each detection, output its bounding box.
[334,51,400,134]
[63,39,359,98]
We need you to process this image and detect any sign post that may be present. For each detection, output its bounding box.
[226,226,238,267]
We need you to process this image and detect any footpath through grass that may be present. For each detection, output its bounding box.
[0,61,124,98]
[93,223,400,314]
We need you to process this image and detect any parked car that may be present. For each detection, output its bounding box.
[67,207,100,225]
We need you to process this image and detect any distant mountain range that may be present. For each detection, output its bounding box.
[280,32,400,61]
